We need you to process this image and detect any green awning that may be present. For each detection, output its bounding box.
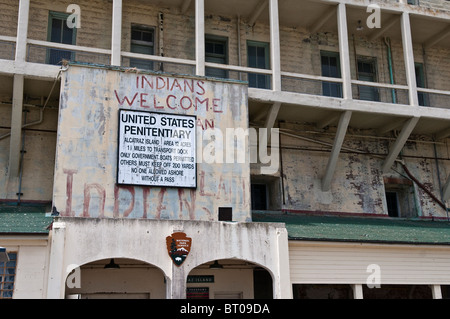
[252,211,450,245]
[0,203,52,234]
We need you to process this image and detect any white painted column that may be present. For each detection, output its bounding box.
[400,12,419,106]
[352,284,364,299]
[8,74,24,178]
[442,176,450,201]
[322,110,352,191]
[15,0,30,62]
[171,264,187,299]
[382,116,419,173]
[195,0,205,76]
[260,102,281,155]
[274,227,292,298]
[46,222,67,299]
[337,3,352,99]
[111,0,122,66]
[430,285,442,299]
[269,0,281,91]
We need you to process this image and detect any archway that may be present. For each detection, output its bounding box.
[64,258,166,299]
[186,259,273,299]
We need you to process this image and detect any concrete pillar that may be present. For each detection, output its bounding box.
[170,264,187,299]
[322,110,352,191]
[11,0,28,181]
[111,0,122,66]
[352,284,364,299]
[15,0,30,62]
[46,222,67,299]
[165,276,173,299]
[195,0,205,76]
[400,12,419,106]
[337,3,352,100]
[430,285,442,299]
[274,227,292,299]
[382,116,419,173]
[260,102,281,155]
[269,0,281,91]
[8,74,24,178]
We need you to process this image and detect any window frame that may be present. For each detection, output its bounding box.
[415,62,429,106]
[384,177,417,218]
[0,251,17,299]
[356,56,380,102]
[46,11,77,65]
[247,40,271,89]
[205,34,229,79]
[129,24,156,71]
[320,50,343,98]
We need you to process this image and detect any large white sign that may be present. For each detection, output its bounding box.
[117,109,196,188]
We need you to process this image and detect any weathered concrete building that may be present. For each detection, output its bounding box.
[0,0,450,299]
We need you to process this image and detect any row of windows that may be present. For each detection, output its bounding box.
[47,12,270,87]
[320,51,428,105]
[46,12,429,105]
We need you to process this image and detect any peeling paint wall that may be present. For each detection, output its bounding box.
[0,0,449,212]
[52,65,250,221]
[277,122,450,218]
[0,100,58,201]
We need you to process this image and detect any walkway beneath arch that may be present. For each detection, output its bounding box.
[65,258,166,299]
[47,217,291,298]
[186,259,273,299]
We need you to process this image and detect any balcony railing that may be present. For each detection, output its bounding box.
[0,36,16,60]
[0,35,449,110]
[26,40,111,66]
[121,51,196,76]
[8,39,450,110]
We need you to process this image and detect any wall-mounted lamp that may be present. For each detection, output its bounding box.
[209,260,223,269]
[357,20,364,31]
[104,258,120,269]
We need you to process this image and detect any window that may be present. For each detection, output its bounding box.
[384,177,417,218]
[205,35,228,79]
[415,63,429,106]
[130,25,155,70]
[251,184,268,210]
[218,207,232,221]
[320,51,342,98]
[293,284,353,299]
[214,292,243,299]
[357,57,379,101]
[247,41,271,89]
[187,287,209,299]
[385,191,400,217]
[250,176,281,211]
[0,252,17,299]
[47,12,77,65]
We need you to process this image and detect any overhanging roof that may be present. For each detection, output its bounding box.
[0,203,52,234]
[253,211,450,245]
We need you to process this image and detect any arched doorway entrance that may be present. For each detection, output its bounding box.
[186,259,273,299]
[64,258,166,299]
